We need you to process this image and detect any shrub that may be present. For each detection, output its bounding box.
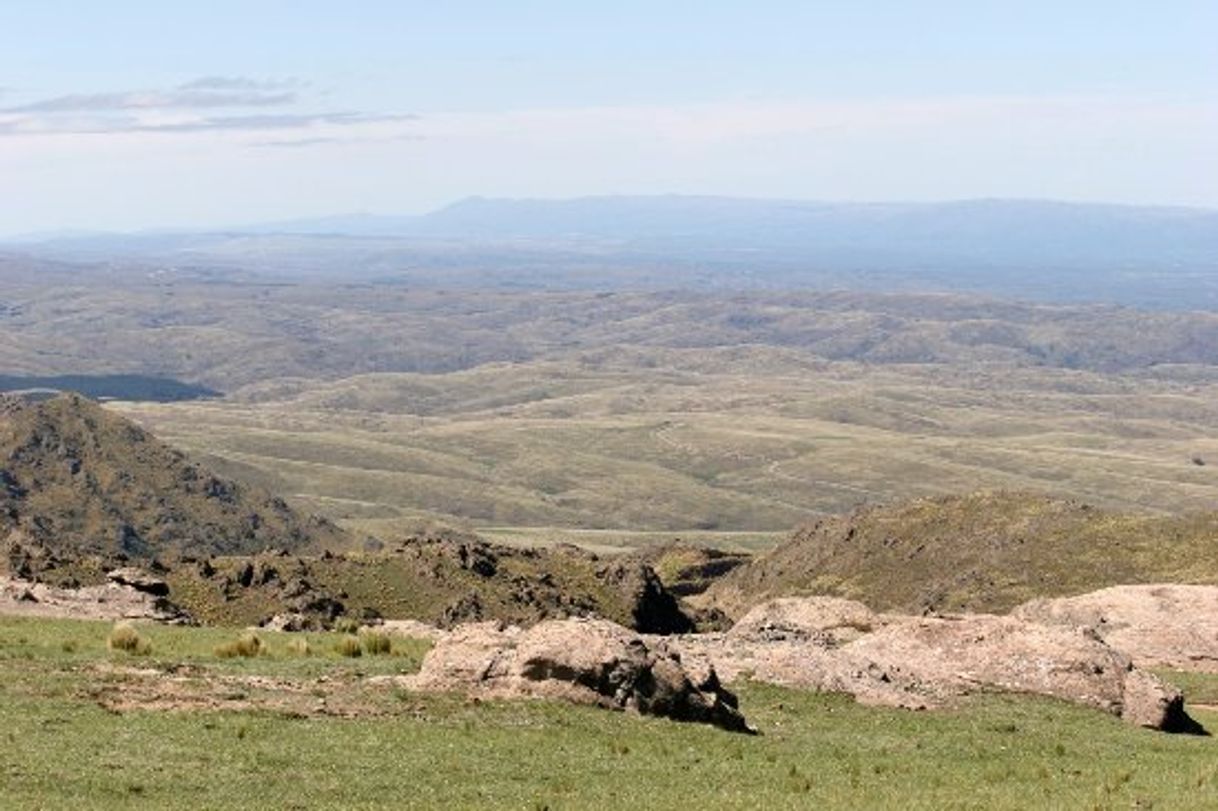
[334,635,363,658]
[360,629,392,656]
[214,632,263,659]
[107,623,152,656]
[287,637,312,657]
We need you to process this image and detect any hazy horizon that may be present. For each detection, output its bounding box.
[3,192,1217,242]
[2,1,1215,234]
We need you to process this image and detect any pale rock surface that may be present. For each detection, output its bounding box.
[0,576,189,623]
[1013,584,1218,672]
[402,617,752,732]
[669,597,1199,732]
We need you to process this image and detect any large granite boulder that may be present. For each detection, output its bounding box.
[404,617,752,733]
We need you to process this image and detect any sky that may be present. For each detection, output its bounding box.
[1,1,1216,234]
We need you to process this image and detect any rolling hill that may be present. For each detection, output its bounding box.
[703,491,1218,617]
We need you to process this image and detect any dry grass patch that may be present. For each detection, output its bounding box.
[214,632,264,659]
[286,637,312,657]
[334,635,362,658]
[107,623,152,656]
[359,629,392,656]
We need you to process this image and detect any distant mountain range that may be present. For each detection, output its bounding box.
[244,195,1218,263]
[4,196,1218,308]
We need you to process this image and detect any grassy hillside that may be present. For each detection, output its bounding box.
[0,394,350,559]
[705,491,1218,617]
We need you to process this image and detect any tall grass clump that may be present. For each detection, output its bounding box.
[214,632,263,659]
[334,635,363,658]
[359,629,392,656]
[107,623,152,656]
[287,637,312,657]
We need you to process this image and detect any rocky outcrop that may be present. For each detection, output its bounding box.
[106,567,170,597]
[402,617,752,733]
[1013,584,1218,672]
[0,575,190,623]
[596,560,694,634]
[670,597,1201,733]
[727,596,878,644]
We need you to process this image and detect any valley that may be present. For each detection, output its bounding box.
[112,350,1218,543]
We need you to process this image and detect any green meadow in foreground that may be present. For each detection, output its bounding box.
[1,616,1216,810]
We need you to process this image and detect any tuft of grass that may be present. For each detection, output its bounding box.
[214,632,263,659]
[359,629,392,656]
[286,637,312,657]
[334,635,362,658]
[106,623,152,656]
[333,617,362,635]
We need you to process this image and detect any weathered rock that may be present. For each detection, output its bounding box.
[441,591,485,626]
[1120,669,1205,733]
[106,566,170,597]
[260,612,315,632]
[845,615,1134,715]
[0,576,190,623]
[286,592,345,621]
[404,617,752,733]
[1013,584,1218,672]
[670,597,1202,732]
[728,596,878,644]
[597,560,694,635]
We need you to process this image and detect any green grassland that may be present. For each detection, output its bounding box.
[112,350,1218,542]
[2,616,1217,810]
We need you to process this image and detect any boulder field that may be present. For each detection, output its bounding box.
[2,570,1213,734]
[400,589,1217,734]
